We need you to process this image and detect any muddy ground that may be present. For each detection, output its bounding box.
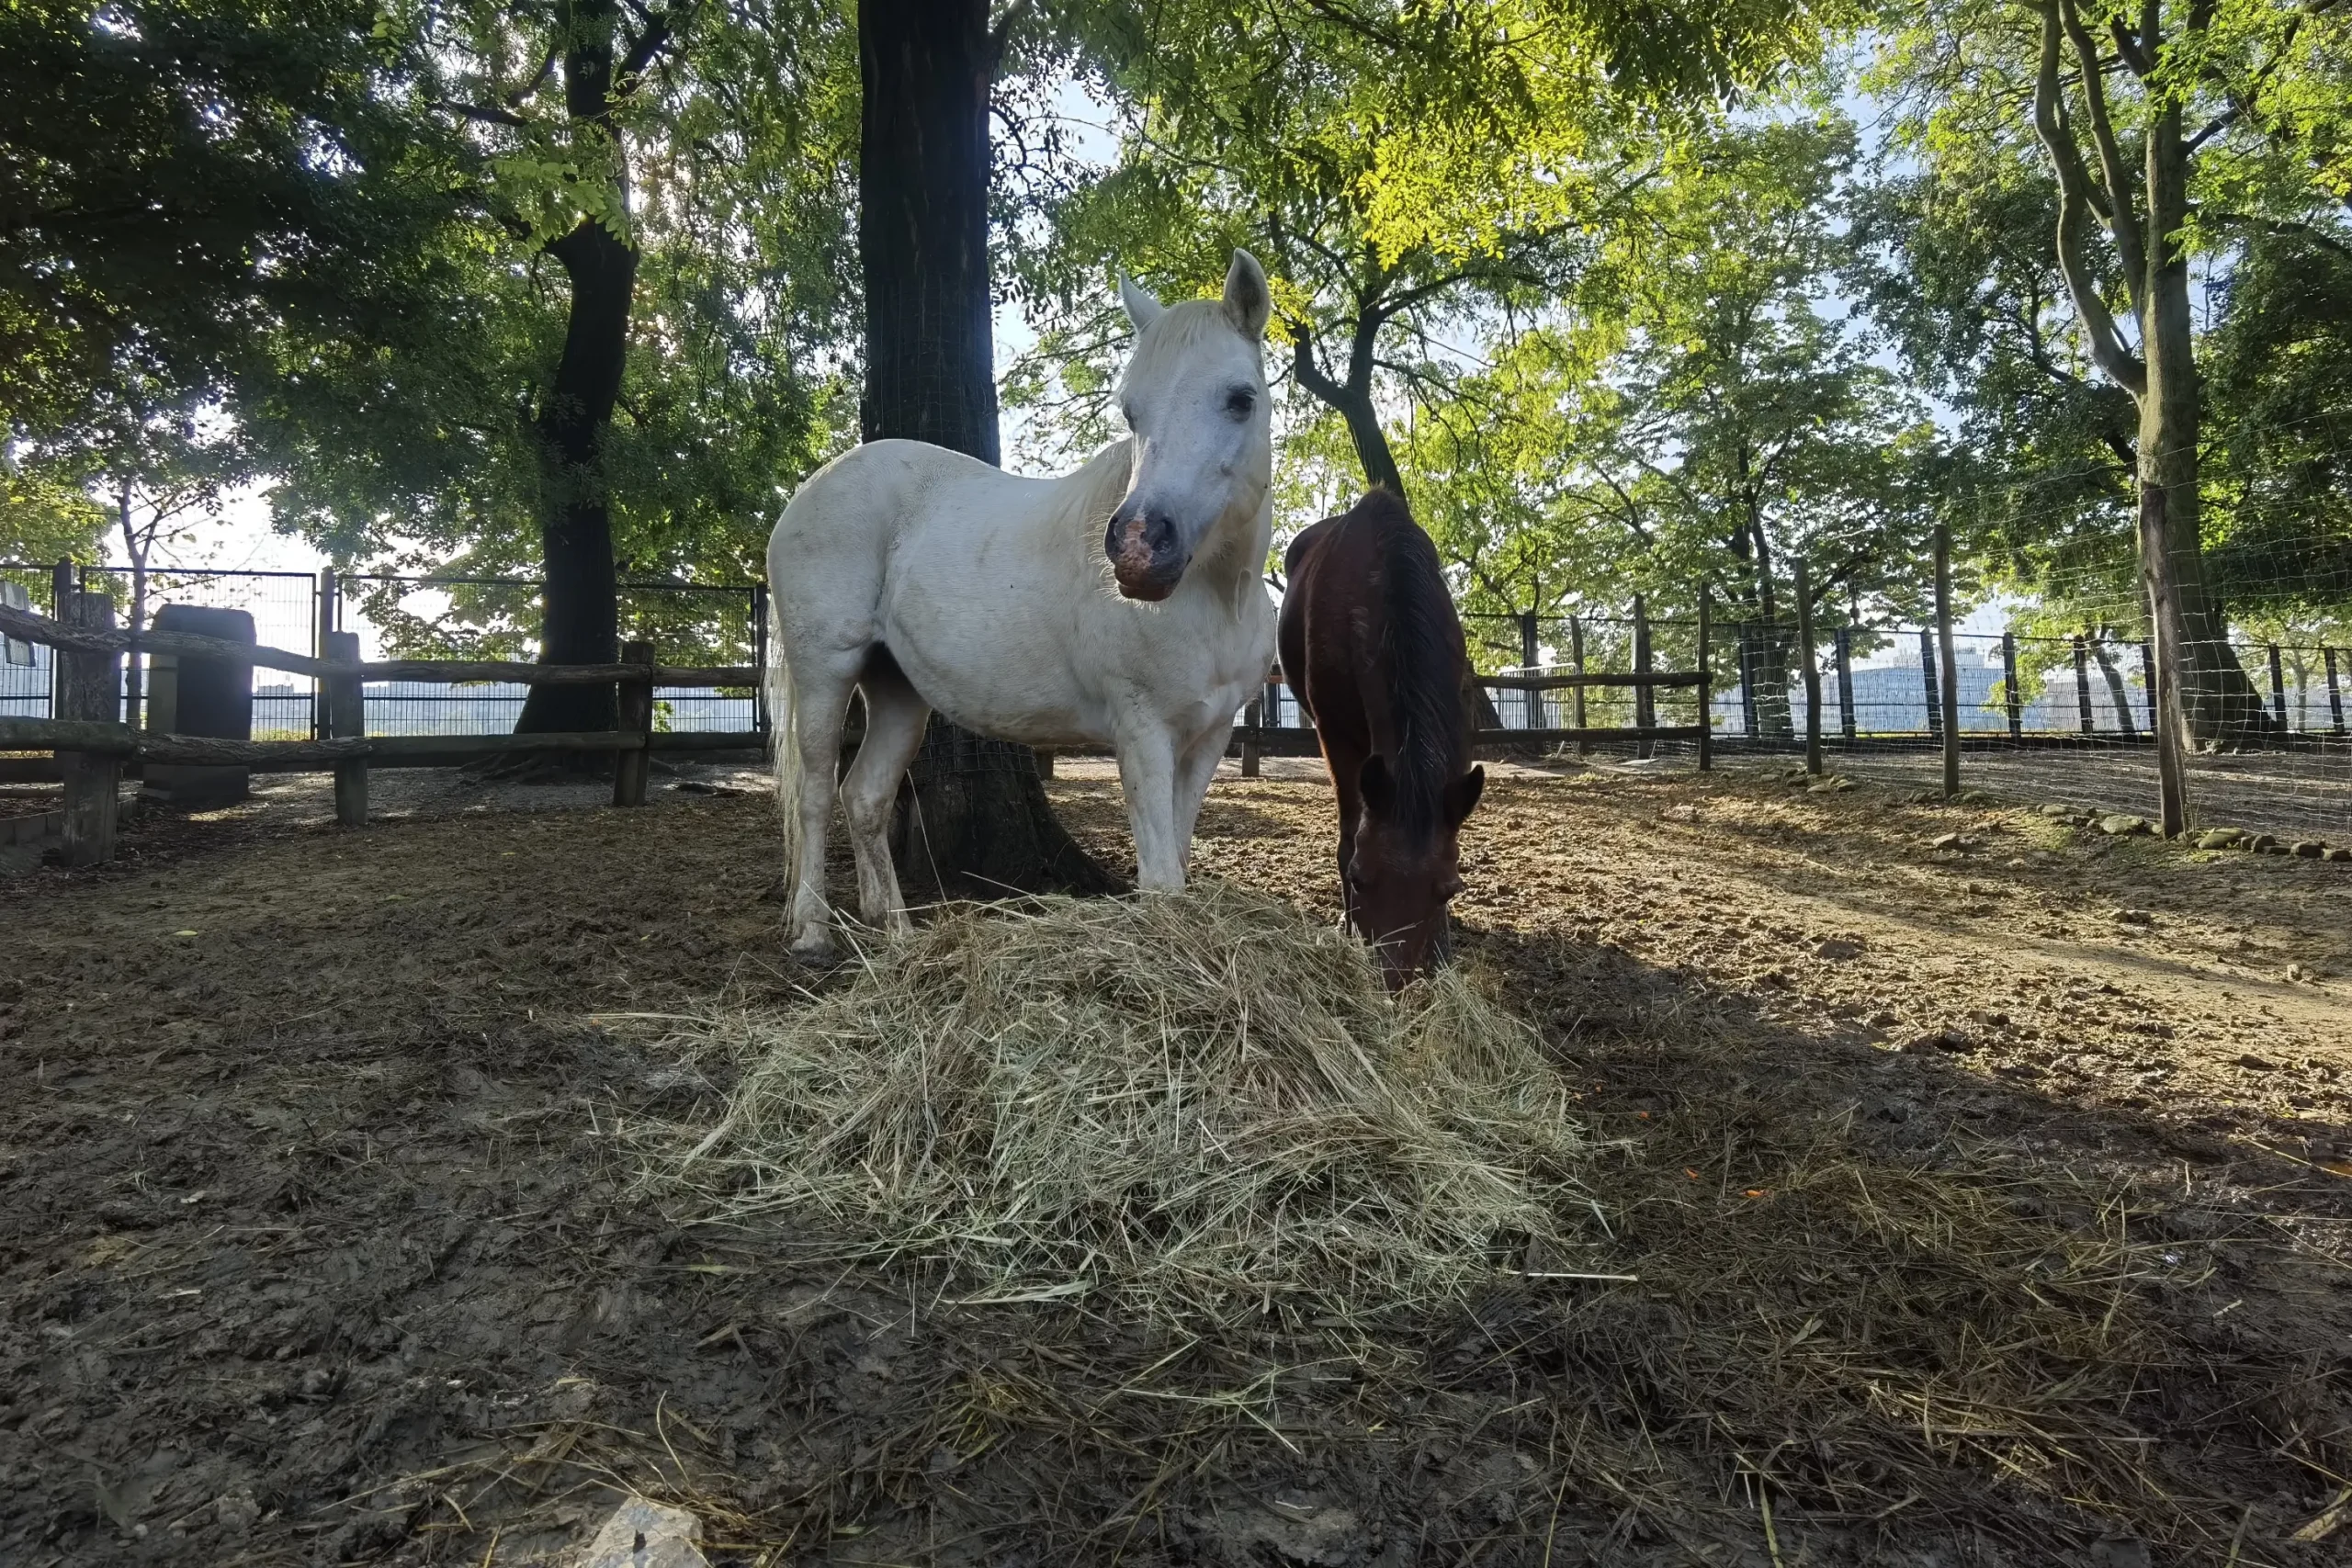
[3,757,2349,1567]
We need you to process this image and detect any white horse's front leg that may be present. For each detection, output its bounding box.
[1114,725,1186,891]
[784,659,860,959]
[1170,723,1227,860]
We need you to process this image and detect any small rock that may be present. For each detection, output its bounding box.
[2194,829,2243,850]
[2113,908,2154,927]
[2038,803,2075,818]
[2291,840,2324,858]
[580,1497,707,1568]
[2098,814,2151,837]
[215,1493,261,1532]
[1814,937,1863,962]
[1905,1027,1973,1054]
[1930,831,1963,851]
[2235,1053,2277,1072]
[1805,780,1838,794]
[1959,789,1989,804]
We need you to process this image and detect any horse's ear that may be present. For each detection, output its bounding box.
[1443,765,1485,828]
[1358,753,1396,816]
[1119,272,1165,332]
[1223,250,1271,340]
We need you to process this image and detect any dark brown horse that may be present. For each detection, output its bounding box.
[1278,489,1485,988]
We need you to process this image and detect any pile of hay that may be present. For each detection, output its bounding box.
[655,883,1589,1325]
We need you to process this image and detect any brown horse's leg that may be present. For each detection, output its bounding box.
[1327,740,1363,933]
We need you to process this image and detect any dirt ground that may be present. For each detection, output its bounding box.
[1826,743,2352,847]
[3,756,2350,1567]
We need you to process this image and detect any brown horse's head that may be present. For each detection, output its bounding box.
[1348,754,1485,989]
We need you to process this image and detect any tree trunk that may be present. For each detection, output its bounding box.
[2137,119,2266,746]
[516,219,633,739]
[859,0,1116,897]
[1292,320,1404,496]
[1328,380,1404,496]
[514,0,635,744]
[2090,636,2136,737]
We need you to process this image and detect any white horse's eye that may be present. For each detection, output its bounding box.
[1223,388,1255,419]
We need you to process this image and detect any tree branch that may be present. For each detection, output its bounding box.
[618,4,687,86]
[986,0,1035,74]
[432,99,533,129]
[2032,1,2148,396]
[2061,0,2148,308]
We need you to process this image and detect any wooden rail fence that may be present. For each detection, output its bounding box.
[1,597,764,864]
[6,587,1716,868]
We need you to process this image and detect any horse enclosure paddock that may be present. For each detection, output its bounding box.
[4,760,2349,1564]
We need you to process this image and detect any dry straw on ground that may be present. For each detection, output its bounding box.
[650,882,1592,1325]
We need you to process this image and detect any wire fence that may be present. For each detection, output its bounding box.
[12,557,2349,840]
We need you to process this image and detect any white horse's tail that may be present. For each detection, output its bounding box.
[764,590,801,886]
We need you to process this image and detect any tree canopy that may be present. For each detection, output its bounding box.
[2,0,2346,736]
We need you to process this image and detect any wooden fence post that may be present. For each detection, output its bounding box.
[615,638,652,807]
[2071,635,2096,733]
[1933,522,1960,798]
[1632,594,1653,761]
[1919,629,1941,740]
[59,592,121,866]
[1694,586,1712,773]
[49,558,73,716]
[1240,697,1261,778]
[751,581,770,739]
[1835,624,1857,741]
[316,568,338,740]
[1568,615,1587,758]
[2327,647,2345,737]
[2267,643,2289,730]
[1794,558,1822,775]
[2001,633,2023,740]
[323,629,367,826]
[1519,611,1541,729]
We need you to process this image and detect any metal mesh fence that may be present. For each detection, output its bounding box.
[333,575,763,739]
[1,563,63,721]
[64,566,323,738]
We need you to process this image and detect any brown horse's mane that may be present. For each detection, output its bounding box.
[1358,488,1464,839]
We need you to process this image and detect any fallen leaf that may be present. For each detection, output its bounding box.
[169,930,198,939]
[1684,1168,1702,1180]
[1743,1189,1769,1199]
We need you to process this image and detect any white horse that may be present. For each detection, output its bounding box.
[764,251,1278,957]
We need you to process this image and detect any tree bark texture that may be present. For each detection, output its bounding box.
[515,0,636,741]
[858,0,1116,897]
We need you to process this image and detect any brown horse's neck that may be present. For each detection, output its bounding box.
[1364,502,1468,839]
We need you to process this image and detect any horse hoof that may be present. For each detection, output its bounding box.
[787,929,836,962]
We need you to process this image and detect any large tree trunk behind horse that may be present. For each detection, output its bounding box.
[857,0,1117,896]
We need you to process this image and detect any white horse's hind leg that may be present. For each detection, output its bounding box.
[784,655,861,958]
[841,665,929,936]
